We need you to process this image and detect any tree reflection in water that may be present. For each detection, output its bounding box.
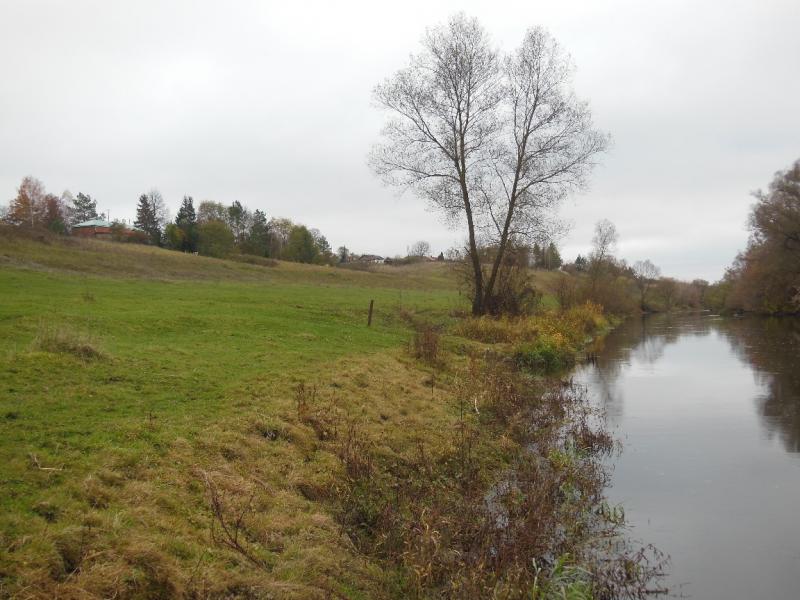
[577,314,800,452]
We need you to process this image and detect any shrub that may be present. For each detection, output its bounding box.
[513,337,572,373]
[411,322,440,363]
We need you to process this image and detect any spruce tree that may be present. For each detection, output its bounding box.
[175,195,198,251]
[245,209,270,256]
[546,242,562,270]
[134,194,160,245]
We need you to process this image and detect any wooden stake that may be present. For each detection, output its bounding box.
[367,299,374,327]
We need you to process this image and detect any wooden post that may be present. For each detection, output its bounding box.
[367,299,374,327]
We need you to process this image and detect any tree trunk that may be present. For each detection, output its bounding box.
[461,179,484,315]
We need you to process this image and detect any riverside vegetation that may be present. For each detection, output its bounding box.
[0,228,663,599]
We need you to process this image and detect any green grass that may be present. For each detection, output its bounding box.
[0,265,459,505]
[0,235,464,589]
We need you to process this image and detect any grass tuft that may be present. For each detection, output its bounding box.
[31,322,103,360]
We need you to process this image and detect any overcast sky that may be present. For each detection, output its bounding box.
[1,0,798,281]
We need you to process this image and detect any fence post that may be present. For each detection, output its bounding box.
[367,299,374,327]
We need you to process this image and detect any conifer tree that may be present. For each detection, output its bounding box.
[134,193,161,245]
[71,192,98,224]
[175,195,198,251]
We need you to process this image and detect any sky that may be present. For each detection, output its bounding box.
[1,0,798,282]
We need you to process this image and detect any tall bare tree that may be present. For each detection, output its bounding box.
[370,14,608,314]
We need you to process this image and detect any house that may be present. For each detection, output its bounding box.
[72,219,113,239]
[358,254,384,264]
[72,219,144,241]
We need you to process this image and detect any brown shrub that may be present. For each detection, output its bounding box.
[411,322,440,363]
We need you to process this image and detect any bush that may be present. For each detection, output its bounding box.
[513,338,572,373]
[197,220,234,258]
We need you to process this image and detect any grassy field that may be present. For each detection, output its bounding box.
[1,232,473,597]
[0,232,626,599]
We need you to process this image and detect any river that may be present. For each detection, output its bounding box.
[573,314,800,599]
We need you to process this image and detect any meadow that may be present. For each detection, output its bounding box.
[0,232,641,599]
[0,233,468,596]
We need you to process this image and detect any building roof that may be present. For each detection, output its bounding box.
[73,219,112,228]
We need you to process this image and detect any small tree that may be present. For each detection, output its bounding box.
[657,277,678,311]
[266,218,294,258]
[42,194,68,234]
[6,176,46,227]
[545,242,562,270]
[337,246,350,263]
[175,195,198,252]
[164,223,186,250]
[240,209,270,256]
[72,192,98,224]
[632,259,661,311]
[134,189,168,245]
[409,240,431,257]
[588,219,618,292]
[283,225,319,264]
[227,201,250,244]
[197,220,234,258]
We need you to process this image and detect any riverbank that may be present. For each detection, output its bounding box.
[324,306,663,598]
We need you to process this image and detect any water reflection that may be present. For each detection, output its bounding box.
[574,314,800,599]
[582,314,800,452]
[716,317,800,452]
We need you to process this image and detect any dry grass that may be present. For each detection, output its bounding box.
[31,321,103,360]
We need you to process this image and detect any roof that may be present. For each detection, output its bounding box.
[73,219,112,228]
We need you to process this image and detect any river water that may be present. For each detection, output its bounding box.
[573,314,800,599]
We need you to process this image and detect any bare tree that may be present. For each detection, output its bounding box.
[588,219,618,292]
[591,219,618,263]
[409,240,431,257]
[370,14,608,314]
[632,259,661,311]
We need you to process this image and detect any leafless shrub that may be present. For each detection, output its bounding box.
[336,420,375,481]
[295,382,337,441]
[199,470,268,571]
[411,322,440,364]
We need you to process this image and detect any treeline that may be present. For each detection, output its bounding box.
[133,191,336,264]
[707,158,800,314]
[0,176,340,265]
[535,220,709,316]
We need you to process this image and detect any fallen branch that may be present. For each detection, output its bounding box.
[28,453,64,472]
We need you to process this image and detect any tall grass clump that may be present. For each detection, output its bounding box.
[31,321,103,360]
